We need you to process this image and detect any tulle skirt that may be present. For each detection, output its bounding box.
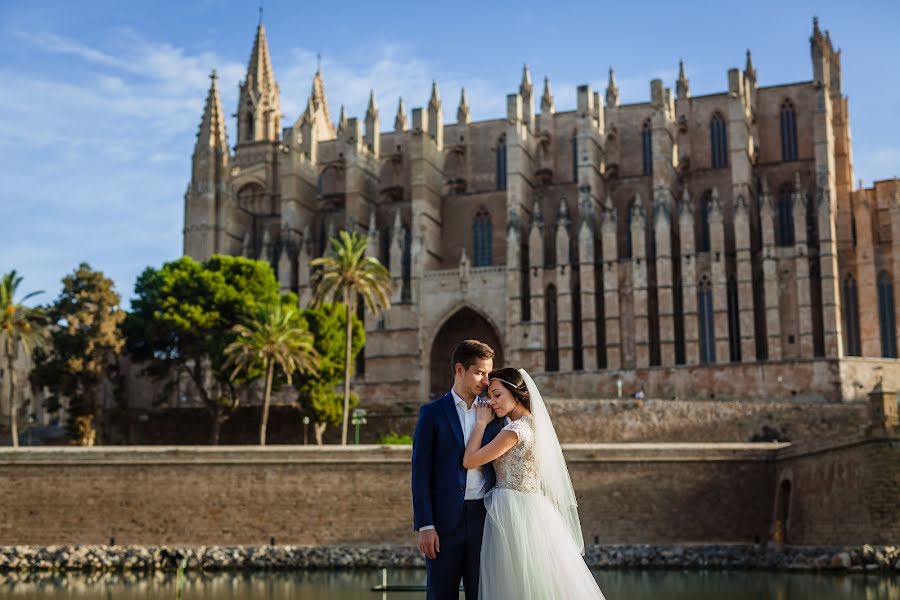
[479,487,607,600]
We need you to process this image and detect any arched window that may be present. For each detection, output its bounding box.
[698,275,716,364]
[236,182,267,215]
[244,112,255,142]
[699,190,712,252]
[776,184,795,247]
[641,120,652,176]
[401,228,412,303]
[571,133,578,183]
[624,200,634,259]
[780,100,798,162]
[545,284,559,371]
[843,273,861,356]
[727,275,741,362]
[472,208,493,267]
[710,112,728,169]
[496,137,507,190]
[878,271,898,358]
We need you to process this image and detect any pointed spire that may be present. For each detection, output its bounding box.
[557,198,570,226]
[429,80,441,109]
[364,90,380,155]
[679,188,693,216]
[531,197,544,227]
[457,87,471,125]
[195,70,229,156]
[337,104,347,134]
[519,64,533,97]
[606,67,619,107]
[245,22,278,98]
[427,81,443,148]
[710,187,723,214]
[309,66,333,125]
[676,60,690,99]
[366,90,378,120]
[630,193,645,221]
[540,76,554,114]
[601,194,616,226]
[745,49,757,84]
[394,97,408,132]
[238,22,280,143]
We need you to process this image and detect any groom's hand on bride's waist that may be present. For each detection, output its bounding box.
[418,528,440,559]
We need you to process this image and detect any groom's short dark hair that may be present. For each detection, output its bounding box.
[451,339,494,371]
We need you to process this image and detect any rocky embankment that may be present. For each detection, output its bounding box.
[1,544,898,573]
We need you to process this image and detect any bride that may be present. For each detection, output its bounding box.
[462,367,607,599]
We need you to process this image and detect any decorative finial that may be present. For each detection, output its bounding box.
[258,4,263,25]
[316,52,321,73]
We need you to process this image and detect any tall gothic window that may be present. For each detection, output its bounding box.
[545,284,559,371]
[699,190,712,252]
[780,100,798,161]
[878,271,898,358]
[776,185,795,247]
[496,137,507,190]
[244,112,255,142]
[698,275,716,364]
[401,229,412,303]
[710,112,728,169]
[624,200,634,259]
[472,208,493,267]
[727,275,741,362]
[641,119,652,176]
[842,273,861,356]
[571,133,578,183]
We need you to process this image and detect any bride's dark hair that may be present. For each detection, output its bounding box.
[488,368,531,411]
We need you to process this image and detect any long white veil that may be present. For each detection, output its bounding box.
[517,368,585,555]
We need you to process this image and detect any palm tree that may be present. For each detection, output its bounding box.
[225,304,319,445]
[310,230,393,445]
[0,271,47,448]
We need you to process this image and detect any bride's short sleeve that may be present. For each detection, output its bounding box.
[503,418,532,444]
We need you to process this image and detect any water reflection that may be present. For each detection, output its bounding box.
[0,569,897,599]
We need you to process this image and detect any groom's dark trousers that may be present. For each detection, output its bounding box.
[412,391,502,600]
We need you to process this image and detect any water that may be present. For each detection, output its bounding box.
[0,569,897,599]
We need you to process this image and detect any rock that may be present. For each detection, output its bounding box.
[831,552,851,569]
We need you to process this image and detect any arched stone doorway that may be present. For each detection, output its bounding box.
[429,307,504,400]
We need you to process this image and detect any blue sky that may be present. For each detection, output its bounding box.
[1,0,898,307]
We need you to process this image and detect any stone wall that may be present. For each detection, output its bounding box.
[2,437,893,547]
[0,444,781,546]
[774,435,900,545]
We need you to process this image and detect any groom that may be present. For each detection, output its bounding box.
[412,339,504,600]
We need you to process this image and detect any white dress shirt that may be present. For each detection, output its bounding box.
[418,389,489,532]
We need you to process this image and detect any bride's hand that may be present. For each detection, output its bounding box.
[475,399,494,425]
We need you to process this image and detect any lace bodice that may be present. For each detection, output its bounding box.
[493,415,541,493]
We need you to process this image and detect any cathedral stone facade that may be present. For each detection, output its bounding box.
[183,19,900,404]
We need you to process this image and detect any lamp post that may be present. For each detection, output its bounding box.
[302,416,310,445]
[351,408,367,445]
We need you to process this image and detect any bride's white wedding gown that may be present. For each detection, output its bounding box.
[479,415,607,599]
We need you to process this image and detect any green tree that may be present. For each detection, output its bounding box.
[294,302,364,444]
[224,304,319,445]
[123,255,282,444]
[310,231,392,445]
[0,271,48,448]
[31,263,125,445]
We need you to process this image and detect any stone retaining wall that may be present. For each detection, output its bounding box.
[0,437,895,548]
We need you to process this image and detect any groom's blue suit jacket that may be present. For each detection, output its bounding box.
[411,391,504,532]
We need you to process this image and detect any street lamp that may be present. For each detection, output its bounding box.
[351,408,367,445]
[302,416,310,445]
